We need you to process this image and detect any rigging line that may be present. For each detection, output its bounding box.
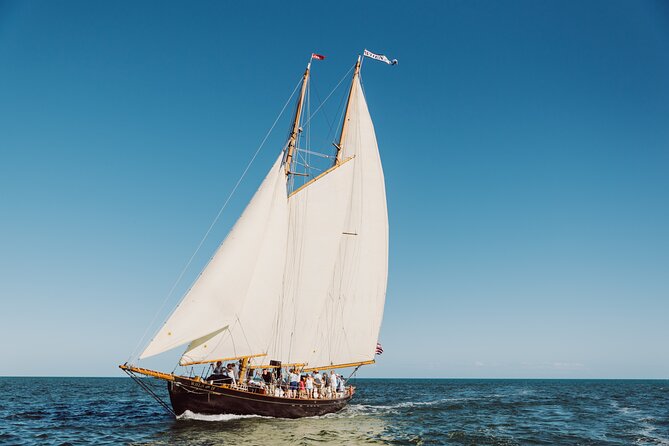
[127,76,304,364]
[301,64,354,130]
[311,81,336,142]
[330,77,349,146]
[235,315,253,360]
[295,148,334,159]
[293,160,324,173]
[124,369,176,417]
[344,365,361,386]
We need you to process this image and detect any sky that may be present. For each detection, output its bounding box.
[1,0,668,378]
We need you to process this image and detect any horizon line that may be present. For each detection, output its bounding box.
[1,375,667,380]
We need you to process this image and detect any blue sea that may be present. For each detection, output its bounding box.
[0,378,667,445]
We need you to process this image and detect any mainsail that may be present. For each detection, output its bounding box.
[140,59,388,371]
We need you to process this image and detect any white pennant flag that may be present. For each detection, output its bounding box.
[364,49,398,66]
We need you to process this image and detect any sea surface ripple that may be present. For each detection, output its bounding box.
[0,378,667,445]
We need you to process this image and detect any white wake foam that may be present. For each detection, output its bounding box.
[177,410,269,422]
[342,397,462,416]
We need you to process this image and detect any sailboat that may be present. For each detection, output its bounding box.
[120,52,390,419]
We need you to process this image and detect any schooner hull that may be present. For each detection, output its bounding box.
[168,377,352,419]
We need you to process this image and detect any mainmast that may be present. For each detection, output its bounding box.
[285,62,311,175]
[334,55,362,164]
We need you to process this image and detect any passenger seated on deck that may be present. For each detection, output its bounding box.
[247,373,265,393]
[206,361,232,384]
[261,368,273,386]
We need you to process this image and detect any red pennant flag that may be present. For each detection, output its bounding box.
[311,53,325,60]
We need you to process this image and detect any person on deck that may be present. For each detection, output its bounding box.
[225,363,237,385]
[289,368,299,398]
[298,376,306,398]
[313,371,322,399]
[206,360,229,384]
[261,368,273,386]
[306,373,314,399]
[329,371,338,398]
[337,374,345,394]
[323,371,331,397]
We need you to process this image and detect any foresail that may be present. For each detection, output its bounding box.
[180,159,289,364]
[140,154,288,359]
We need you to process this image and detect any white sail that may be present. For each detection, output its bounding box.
[180,156,289,364]
[330,74,388,367]
[140,154,288,360]
[139,61,388,372]
[266,159,355,364]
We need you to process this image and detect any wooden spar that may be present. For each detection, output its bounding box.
[285,63,310,175]
[288,156,354,198]
[335,56,361,164]
[248,362,307,370]
[179,353,266,367]
[303,359,375,373]
[238,356,250,383]
[119,364,175,381]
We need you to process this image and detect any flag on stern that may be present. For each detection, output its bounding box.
[364,49,398,65]
[375,342,384,355]
[311,53,326,60]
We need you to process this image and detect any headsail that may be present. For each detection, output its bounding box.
[140,154,288,360]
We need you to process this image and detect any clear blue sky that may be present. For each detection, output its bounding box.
[1,0,668,378]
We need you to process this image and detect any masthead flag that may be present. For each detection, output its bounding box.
[364,49,398,66]
[311,53,326,60]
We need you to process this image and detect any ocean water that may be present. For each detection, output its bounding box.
[0,378,667,445]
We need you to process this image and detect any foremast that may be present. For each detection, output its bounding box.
[284,62,311,175]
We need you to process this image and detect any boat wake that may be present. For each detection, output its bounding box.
[176,398,455,421]
[342,397,460,416]
[177,410,270,422]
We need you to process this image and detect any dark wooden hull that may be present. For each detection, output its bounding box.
[168,377,353,419]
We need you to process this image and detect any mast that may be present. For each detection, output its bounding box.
[285,62,311,175]
[334,55,362,164]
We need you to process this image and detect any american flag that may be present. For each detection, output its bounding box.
[375,342,383,355]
